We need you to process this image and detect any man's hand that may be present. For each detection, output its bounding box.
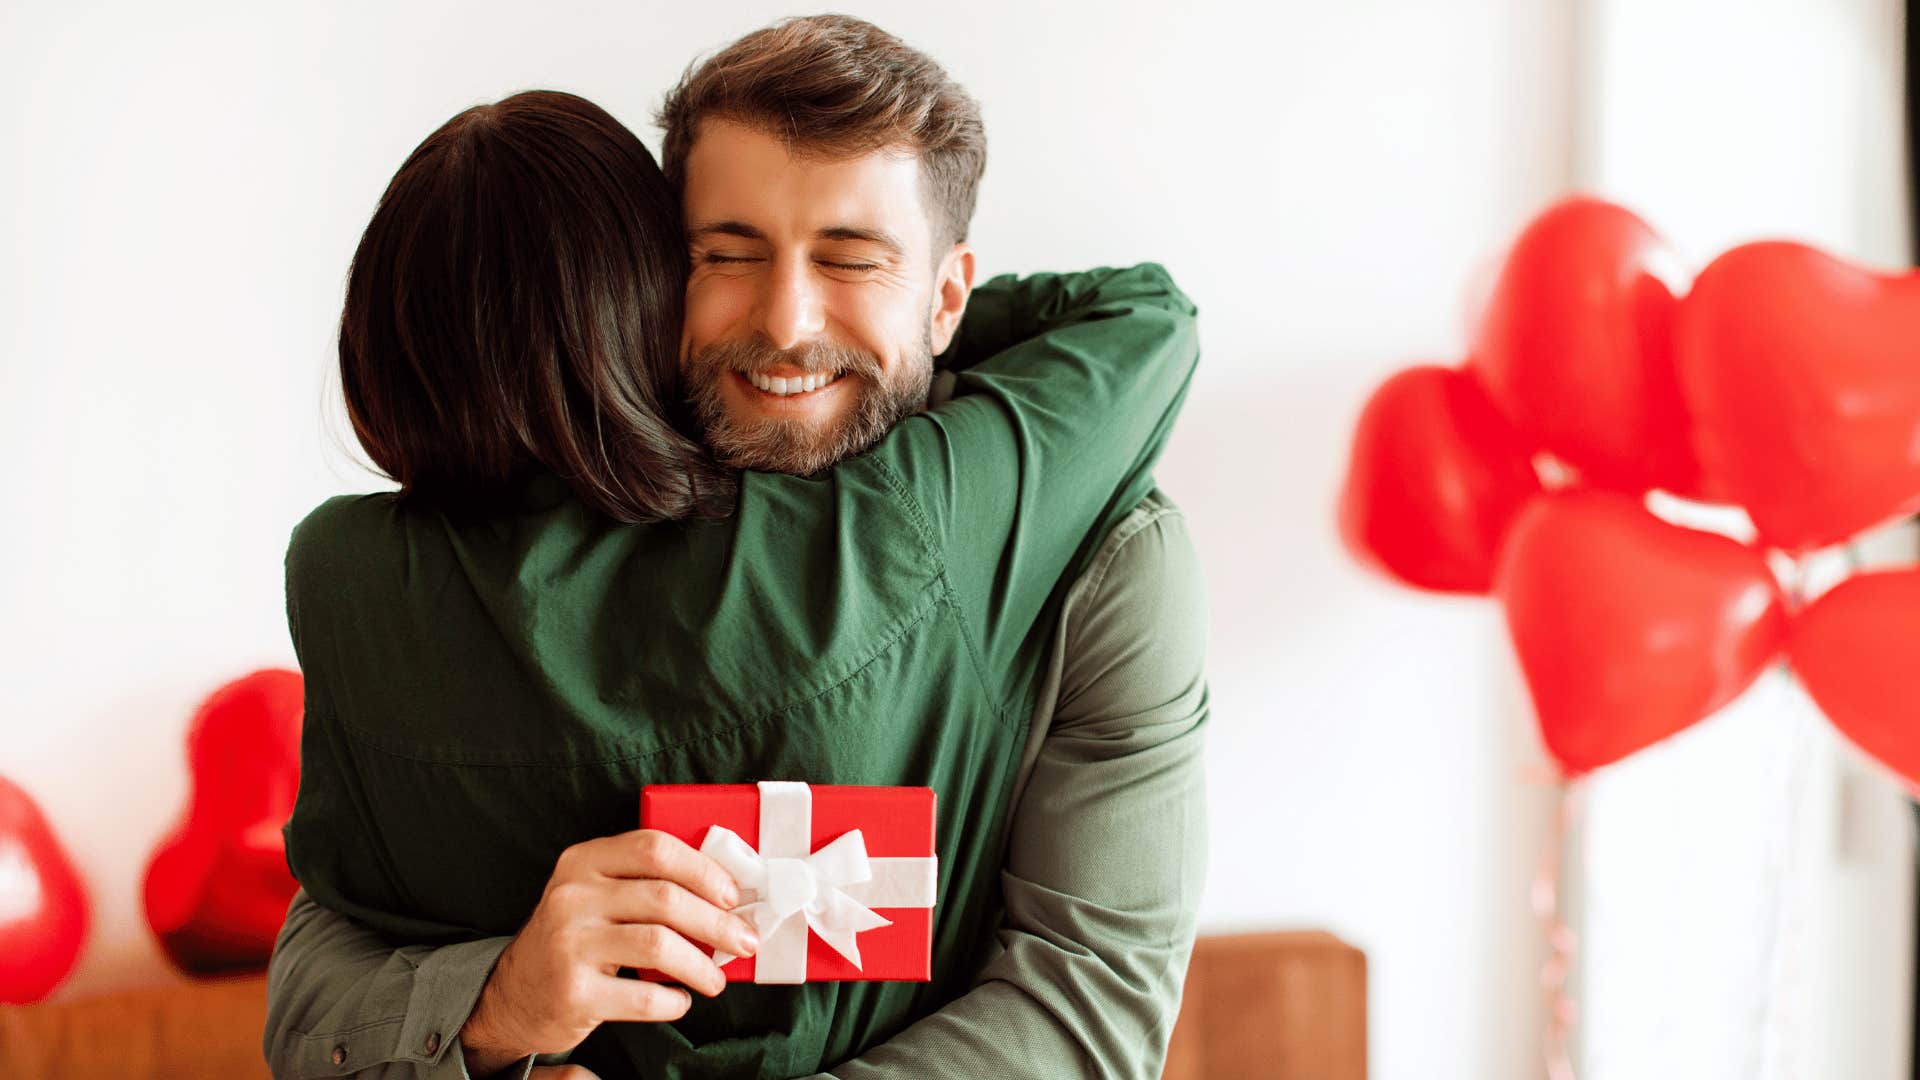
[459,830,761,1077]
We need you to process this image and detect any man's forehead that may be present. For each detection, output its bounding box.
[681,120,929,244]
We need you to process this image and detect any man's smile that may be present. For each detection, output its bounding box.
[731,368,850,410]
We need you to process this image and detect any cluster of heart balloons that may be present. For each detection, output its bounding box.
[0,669,304,1003]
[1340,195,1920,782]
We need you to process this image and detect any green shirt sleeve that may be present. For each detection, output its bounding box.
[810,492,1209,1079]
[858,264,1199,692]
[263,887,572,1079]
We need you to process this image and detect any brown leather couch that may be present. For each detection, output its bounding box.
[0,931,1365,1078]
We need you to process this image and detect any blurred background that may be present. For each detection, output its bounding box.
[1,1,1914,1077]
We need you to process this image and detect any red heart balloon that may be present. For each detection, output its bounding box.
[143,668,304,975]
[1789,569,1920,787]
[1471,196,1705,497]
[1675,242,1920,553]
[1495,491,1786,775]
[1338,365,1542,593]
[0,774,90,1003]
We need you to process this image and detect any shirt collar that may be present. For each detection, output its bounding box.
[515,469,572,512]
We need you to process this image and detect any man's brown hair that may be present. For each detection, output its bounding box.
[657,14,987,252]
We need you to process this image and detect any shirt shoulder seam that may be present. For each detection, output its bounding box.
[1080,502,1185,610]
[865,454,942,564]
[865,453,1008,729]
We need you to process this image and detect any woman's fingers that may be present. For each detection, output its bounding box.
[587,972,696,1024]
[581,830,741,909]
[598,877,759,958]
[591,921,730,997]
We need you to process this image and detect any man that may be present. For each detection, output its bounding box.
[265,16,1207,1079]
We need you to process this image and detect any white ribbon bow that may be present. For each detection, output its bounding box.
[699,781,937,984]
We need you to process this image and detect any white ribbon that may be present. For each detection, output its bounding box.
[700,780,938,984]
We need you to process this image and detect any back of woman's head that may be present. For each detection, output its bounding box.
[338,89,735,523]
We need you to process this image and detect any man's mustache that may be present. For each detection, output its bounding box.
[688,338,885,381]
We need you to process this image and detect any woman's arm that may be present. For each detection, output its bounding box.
[859,263,1200,686]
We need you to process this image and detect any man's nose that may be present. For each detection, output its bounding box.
[754,257,827,351]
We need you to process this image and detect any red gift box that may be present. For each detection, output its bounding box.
[640,781,937,983]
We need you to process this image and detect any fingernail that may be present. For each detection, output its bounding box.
[723,881,741,907]
[738,927,759,956]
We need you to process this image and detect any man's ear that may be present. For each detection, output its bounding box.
[928,242,975,356]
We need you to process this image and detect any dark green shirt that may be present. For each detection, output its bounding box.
[264,487,1208,1080]
[277,266,1199,1079]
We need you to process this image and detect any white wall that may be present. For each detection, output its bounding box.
[3,3,1579,1077]
[1576,1,1915,1077]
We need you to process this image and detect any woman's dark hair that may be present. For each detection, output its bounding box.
[338,89,735,523]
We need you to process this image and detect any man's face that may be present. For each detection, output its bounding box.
[679,119,972,474]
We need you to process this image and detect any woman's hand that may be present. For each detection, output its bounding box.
[459,829,760,1076]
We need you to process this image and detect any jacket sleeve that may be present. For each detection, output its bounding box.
[813,493,1210,1079]
[262,887,571,1079]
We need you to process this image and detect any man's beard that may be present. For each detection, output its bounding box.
[684,331,933,476]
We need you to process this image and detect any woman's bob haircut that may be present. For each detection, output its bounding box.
[338,89,734,523]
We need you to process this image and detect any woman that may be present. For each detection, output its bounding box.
[272,90,1197,1078]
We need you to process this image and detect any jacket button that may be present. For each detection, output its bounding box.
[331,1045,347,1066]
[425,1031,442,1055]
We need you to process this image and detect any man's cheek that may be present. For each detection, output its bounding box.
[687,278,755,341]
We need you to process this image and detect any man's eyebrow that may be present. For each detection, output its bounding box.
[687,220,906,258]
[815,226,905,256]
[688,220,766,241]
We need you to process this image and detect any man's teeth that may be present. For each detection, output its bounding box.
[747,371,839,395]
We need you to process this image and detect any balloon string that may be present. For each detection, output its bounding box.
[1758,699,1814,1079]
[1527,770,1584,1080]
[1757,555,1810,1078]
